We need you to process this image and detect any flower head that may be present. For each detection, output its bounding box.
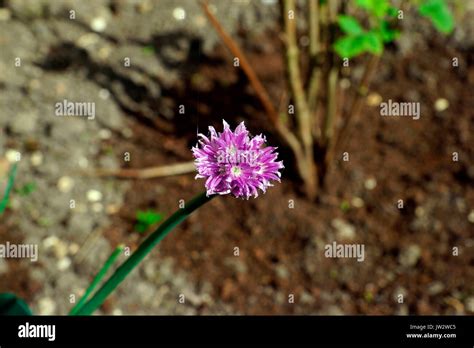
[192,120,284,199]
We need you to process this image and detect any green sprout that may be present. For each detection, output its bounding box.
[334,0,453,59]
[134,209,164,233]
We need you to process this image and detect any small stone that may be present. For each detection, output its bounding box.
[57,257,71,270]
[10,111,37,134]
[87,189,103,202]
[467,210,474,223]
[399,244,421,267]
[332,218,356,240]
[0,258,8,275]
[121,128,133,138]
[69,243,80,255]
[106,204,121,215]
[78,156,89,168]
[340,78,351,89]
[91,202,104,213]
[351,196,364,208]
[427,281,444,295]
[415,206,426,218]
[364,177,377,190]
[38,297,56,315]
[99,89,110,100]
[0,8,12,21]
[57,176,75,193]
[30,152,43,166]
[434,98,449,112]
[98,128,112,139]
[5,149,20,163]
[91,17,107,32]
[367,93,382,106]
[275,264,289,279]
[172,7,186,21]
[43,236,59,249]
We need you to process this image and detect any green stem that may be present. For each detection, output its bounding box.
[74,191,213,315]
[69,244,125,315]
[0,163,18,215]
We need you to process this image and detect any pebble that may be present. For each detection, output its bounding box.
[466,296,474,313]
[91,202,104,213]
[57,176,75,193]
[434,98,449,112]
[0,258,8,275]
[38,297,56,315]
[467,210,474,223]
[91,17,107,32]
[78,156,89,168]
[87,189,103,202]
[30,152,43,166]
[5,149,20,162]
[351,196,364,208]
[0,8,11,21]
[427,281,445,295]
[42,236,59,249]
[366,93,382,106]
[332,218,356,240]
[68,243,80,255]
[364,177,377,190]
[57,257,71,271]
[98,128,112,140]
[399,244,421,267]
[339,78,351,89]
[172,7,186,21]
[275,264,289,279]
[99,89,110,100]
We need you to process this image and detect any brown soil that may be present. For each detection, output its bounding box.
[100,31,474,314]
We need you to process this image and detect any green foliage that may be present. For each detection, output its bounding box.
[0,293,32,315]
[338,15,364,35]
[134,209,163,233]
[334,15,389,58]
[0,163,18,215]
[356,0,391,18]
[15,182,36,197]
[418,0,454,33]
[334,0,453,59]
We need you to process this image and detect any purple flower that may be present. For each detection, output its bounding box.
[192,120,284,199]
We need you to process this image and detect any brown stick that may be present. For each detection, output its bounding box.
[85,161,197,179]
[199,0,279,126]
[200,0,308,191]
[283,0,317,199]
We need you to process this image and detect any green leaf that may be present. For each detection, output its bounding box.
[134,210,163,233]
[334,35,367,58]
[364,32,383,55]
[379,21,399,42]
[0,293,33,315]
[338,15,364,35]
[356,0,390,18]
[419,0,454,34]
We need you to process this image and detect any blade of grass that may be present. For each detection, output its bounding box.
[69,244,125,315]
[0,163,18,215]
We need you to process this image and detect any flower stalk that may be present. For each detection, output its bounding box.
[74,191,214,315]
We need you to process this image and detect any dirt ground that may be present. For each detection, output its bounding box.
[0,0,473,315]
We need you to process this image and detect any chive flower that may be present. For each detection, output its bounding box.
[192,120,284,199]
